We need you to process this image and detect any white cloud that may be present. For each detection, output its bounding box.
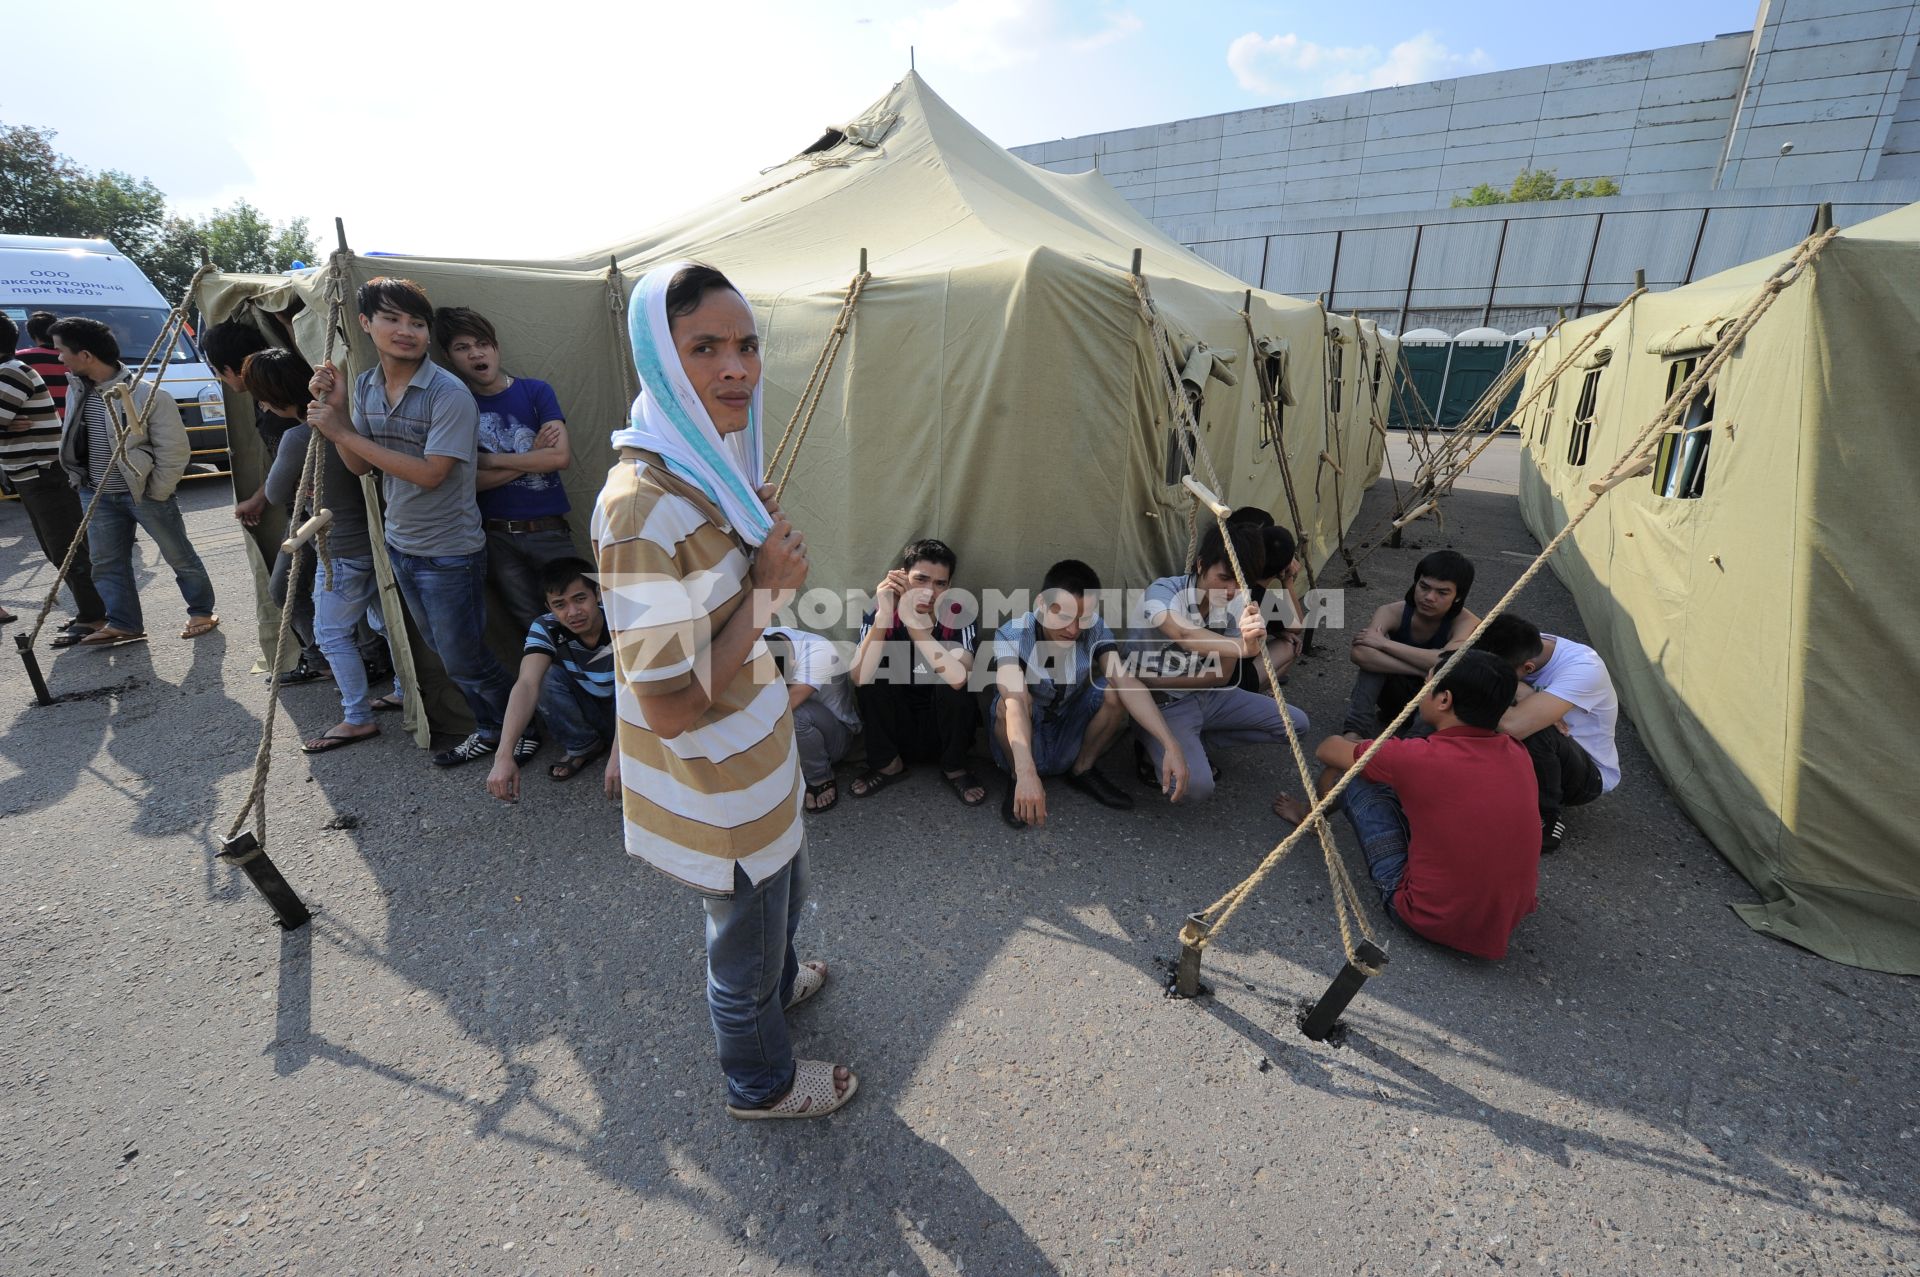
[1072,11,1144,53]
[1228,29,1490,99]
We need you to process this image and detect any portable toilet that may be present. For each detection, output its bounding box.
[1391,327,1451,428]
[1438,326,1511,430]
[1500,326,1549,429]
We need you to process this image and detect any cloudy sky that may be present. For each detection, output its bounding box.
[10,0,1754,258]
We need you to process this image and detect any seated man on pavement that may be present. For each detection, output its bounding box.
[989,559,1188,829]
[1275,650,1540,961]
[847,537,986,807]
[767,626,862,814]
[486,557,616,802]
[1472,613,1621,853]
[1342,550,1480,739]
[1128,523,1305,805]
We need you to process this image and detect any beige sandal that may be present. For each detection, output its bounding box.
[727,1059,858,1121]
[181,615,220,639]
[785,960,828,1010]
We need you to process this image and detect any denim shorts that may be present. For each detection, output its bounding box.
[990,679,1107,776]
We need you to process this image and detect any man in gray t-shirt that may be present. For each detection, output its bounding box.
[306,276,521,769]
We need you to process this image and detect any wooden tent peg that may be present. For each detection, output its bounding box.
[280,509,333,554]
[1318,450,1345,477]
[1587,453,1655,496]
[1180,475,1231,519]
[1169,915,1212,999]
[1391,499,1437,530]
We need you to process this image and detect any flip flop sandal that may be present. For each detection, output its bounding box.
[77,627,147,648]
[180,615,220,639]
[941,768,989,807]
[726,1059,859,1121]
[849,765,908,798]
[52,625,105,648]
[784,960,829,1010]
[548,747,607,782]
[302,727,378,754]
[805,779,840,812]
[370,694,404,712]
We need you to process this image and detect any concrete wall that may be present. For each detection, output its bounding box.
[1011,0,1920,321]
[1173,182,1920,337]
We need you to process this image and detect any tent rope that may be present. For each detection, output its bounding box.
[1340,288,1643,575]
[1316,308,1364,584]
[1131,269,1385,971]
[223,249,352,847]
[761,263,871,504]
[1189,227,1836,953]
[23,261,217,649]
[605,261,640,404]
[1239,303,1317,594]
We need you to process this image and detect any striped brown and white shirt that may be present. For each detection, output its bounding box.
[592,448,802,895]
[0,357,60,480]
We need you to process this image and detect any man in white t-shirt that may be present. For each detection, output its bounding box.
[767,627,863,814]
[1474,614,1620,852]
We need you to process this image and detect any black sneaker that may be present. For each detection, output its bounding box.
[1063,766,1134,810]
[274,659,330,686]
[432,732,499,768]
[512,735,541,764]
[1542,816,1566,854]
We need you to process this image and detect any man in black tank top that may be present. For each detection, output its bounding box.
[1342,551,1480,739]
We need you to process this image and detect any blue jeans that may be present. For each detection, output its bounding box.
[312,556,400,725]
[702,843,809,1108]
[82,487,216,633]
[1340,773,1412,914]
[538,665,615,756]
[484,526,578,630]
[388,547,515,738]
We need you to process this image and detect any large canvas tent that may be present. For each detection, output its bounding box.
[1513,203,1920,974]
[198,72,1389,742]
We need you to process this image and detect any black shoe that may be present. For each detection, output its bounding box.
[1000,778,1027,830]
[1063,766,1134,810]
[432,732,499,768]
[512,735,541,764]
[1542,816,1566,854]
[274,658,330,686]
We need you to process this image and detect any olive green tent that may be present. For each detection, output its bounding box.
[199,72,1390,743]
[1513,203,1920,974]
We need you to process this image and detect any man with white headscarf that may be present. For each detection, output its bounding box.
[593,262,858,1121]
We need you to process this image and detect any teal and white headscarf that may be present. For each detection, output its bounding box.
[610,261,773,545]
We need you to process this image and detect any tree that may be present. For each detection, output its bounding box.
[1452,168,1622,208]
[142,201,316,302]
[2,121,313,304]
[1,122,167,256]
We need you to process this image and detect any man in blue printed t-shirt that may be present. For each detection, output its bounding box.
[434,307,575,629]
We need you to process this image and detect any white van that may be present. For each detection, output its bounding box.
[0,234,230,479]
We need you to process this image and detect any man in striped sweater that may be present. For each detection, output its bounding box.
[0,313,107,640]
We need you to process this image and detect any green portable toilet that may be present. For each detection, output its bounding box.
[1392,327,1450,429]
[1499,326,1548,431]
[1438,326,1511,430]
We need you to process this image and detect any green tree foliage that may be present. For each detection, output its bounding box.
[1,122,313,304]
[1452,168,1622,208]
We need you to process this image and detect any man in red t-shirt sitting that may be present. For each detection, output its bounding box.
[1274,650,1540,959]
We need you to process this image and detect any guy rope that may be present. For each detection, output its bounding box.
[213,236,362,931]
[1172,226,1837,1032]
[13,260,218,706]
[1127,254,1387,1013]
[1337,285,1646,579]
[1239,292,1316,595]
[762,250,871,504]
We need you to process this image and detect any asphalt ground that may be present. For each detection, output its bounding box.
[1,441,1915,1276]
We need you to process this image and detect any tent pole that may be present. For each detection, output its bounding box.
[1130,248,1142,278]
[335,218,350,255]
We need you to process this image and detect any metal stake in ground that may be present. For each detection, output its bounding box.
[218,832,311,930]
[1299,940,1390,1040]
[15,634,52,707]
